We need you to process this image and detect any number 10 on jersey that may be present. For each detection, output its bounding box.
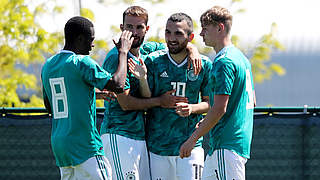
[171,82,186,97]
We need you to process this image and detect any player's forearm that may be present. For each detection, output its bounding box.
[118,95,161,111]
[190,101,210,114]
[139,78,151,98]
[105,51,128,93]
[191,105,226,141]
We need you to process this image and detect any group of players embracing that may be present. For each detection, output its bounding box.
[42,5,255,180]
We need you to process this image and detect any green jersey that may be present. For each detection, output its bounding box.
[41,50,112,167]
[100,42,166,140]
[145,50,212,156]
[208,45,254,159]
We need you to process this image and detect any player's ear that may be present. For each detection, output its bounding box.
[146,25,150,32]
[120,24,124,31]
[189,33,194,42]
[218,23,225,32]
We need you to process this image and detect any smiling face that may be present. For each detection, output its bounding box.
[121,15,149,48]
[165,20,191,54]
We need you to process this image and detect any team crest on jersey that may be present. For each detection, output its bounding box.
[187,69,198,81]
[125,171,136,180]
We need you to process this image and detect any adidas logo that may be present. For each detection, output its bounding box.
[160,71,169,78]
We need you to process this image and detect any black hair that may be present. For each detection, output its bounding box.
[64,16,94,43]
[167,13,193,35]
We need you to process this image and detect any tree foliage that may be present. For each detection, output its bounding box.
[0,0,286,107]
[246,23,285,83]
[98,0,165,5]
[0,0,63,107]
[102,0,285,84]
[228,0,285,83]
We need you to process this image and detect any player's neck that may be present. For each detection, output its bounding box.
[129,47,140,58]
[169,49,188,64]
[63,45,78,54]
[215,38,232,53]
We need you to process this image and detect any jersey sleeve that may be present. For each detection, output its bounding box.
[102,50,130,90]
[140,41,166,55]
[213,58,235,95]
[78,56,112,90]
[200,59,213,97]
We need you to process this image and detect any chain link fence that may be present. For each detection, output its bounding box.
[0,108,319,179]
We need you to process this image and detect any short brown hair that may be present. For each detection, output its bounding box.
[123,6,148,25]
[200,6,233,34]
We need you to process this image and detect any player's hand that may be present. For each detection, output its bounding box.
[179,136,197,158]
[160,90,188,108]
[113,30,134,53]
[175,102,192,117]
[128,58,147,80]
[96,90,117,102]
[187,44,202,75]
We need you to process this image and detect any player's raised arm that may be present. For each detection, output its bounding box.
[180,94,229,158]
[128,57,151,98]
[186,42,202,75]
[175,96,210,117]
[104,30,133,93]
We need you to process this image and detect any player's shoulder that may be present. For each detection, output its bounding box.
[149,49,167,58]
[75,54,94,63]
[220,46,245,61]
[145,49,167,64]
[200,54,212,63]
[105,47,119,61]
[62,54,97,71]
[140,41,165,55]
[103,47,120,67]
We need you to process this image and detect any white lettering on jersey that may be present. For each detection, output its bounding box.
[171,82,186,97]
[49,77,68,119]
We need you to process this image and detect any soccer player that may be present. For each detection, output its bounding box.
[41,16,133,180]
[179,6,255,180]
[99,6,203,180]
[141,13,212,180]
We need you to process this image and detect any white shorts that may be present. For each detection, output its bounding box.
[149,146,204,180]
[59,155,112,180]
[101,133,150,180]
[202,149,247,180]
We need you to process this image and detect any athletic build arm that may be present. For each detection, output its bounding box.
[186,42,202,75]
[179,94,229,158]
[117,89,188,111]
[104,30,133,94]
[175,96,210,117]
[128,58,151,98]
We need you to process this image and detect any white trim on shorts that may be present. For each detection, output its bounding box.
[59,155,111,180]
[101,133,150,180]
[203,149,247,180]
[149,146,204,180]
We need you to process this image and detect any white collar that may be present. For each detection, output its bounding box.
[215,44,234,59]
[59,50,75,54]
[167,51,188,68]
